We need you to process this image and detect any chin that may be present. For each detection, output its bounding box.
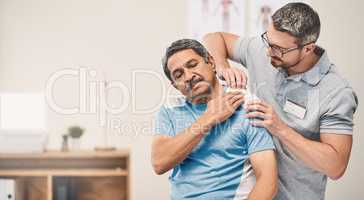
[271,62,278,68]
[190,86,211,101]
[271,60,285,68]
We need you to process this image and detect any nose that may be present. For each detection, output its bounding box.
[266,47,274,57]
[184,68,194,82]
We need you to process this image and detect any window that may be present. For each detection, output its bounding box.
[0,94,46,130]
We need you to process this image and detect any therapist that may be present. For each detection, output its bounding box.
[203,2,358,200]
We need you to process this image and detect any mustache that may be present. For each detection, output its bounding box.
[187,76,204,91]
[271,56,283,62]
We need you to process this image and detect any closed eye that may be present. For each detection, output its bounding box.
[172,68,183,79]
[185,59,198,68]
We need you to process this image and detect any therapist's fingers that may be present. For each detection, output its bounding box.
[217,67,247,89]
[232,67,247,89]
[218,68,235,88]
[219,70,230,87]
[226,69,236,88]
[250,120,265,127]
[235,69,243,89]
[246,104,268,113]
[227,68,237,88]
[246,111,267,119]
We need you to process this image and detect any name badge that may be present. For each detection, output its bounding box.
[283,99,306,119]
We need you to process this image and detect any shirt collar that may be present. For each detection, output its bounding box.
[302,50,331,86]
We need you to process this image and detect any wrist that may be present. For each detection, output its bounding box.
[215,61,231,71]
[276,125,293,140]
[199,112,217,130]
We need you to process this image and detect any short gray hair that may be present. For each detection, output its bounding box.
[162,39,211,81]
[272,2,320,45]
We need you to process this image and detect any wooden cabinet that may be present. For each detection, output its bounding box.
[0,150,130,200]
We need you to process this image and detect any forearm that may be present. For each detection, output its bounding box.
[277,127,347,179]
[248,175,277,200]
[152,114,214,174]
[248,151,277,200]
[203,32,231,68]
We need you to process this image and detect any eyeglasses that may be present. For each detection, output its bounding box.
[261,31,309,58]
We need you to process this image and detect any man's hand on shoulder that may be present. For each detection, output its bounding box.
[202,91,244,126]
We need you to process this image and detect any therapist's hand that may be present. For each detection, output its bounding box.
[245,100,289,136]
[217,67,247,89]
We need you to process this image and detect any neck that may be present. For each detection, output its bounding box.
[209,82,224,100]
[286,52,320,76]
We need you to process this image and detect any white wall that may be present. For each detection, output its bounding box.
[0,0,185,199]
[0,0,362,199]
[311,0,364,199]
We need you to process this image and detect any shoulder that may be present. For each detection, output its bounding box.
[158,95,189,115]
[229,106,251,131]
[321,64,351,88]
[319,64,357,101]
[318,64,358,114]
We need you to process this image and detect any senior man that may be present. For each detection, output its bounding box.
[151,39,277,200]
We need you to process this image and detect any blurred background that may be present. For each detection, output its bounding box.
[0,0,362,199]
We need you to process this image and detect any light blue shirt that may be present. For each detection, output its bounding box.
[155,92,275,200]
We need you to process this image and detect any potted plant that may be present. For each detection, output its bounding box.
[61,134,69,152]
[68,126,85,150]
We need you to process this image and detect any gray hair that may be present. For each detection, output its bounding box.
[272,2,320,45]
[162,39,211,81]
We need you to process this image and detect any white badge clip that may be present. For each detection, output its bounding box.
[283,99,306,119]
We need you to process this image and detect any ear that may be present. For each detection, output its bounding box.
[171,81,177,89]
[208,56,216,73]
[304,43,316,54]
